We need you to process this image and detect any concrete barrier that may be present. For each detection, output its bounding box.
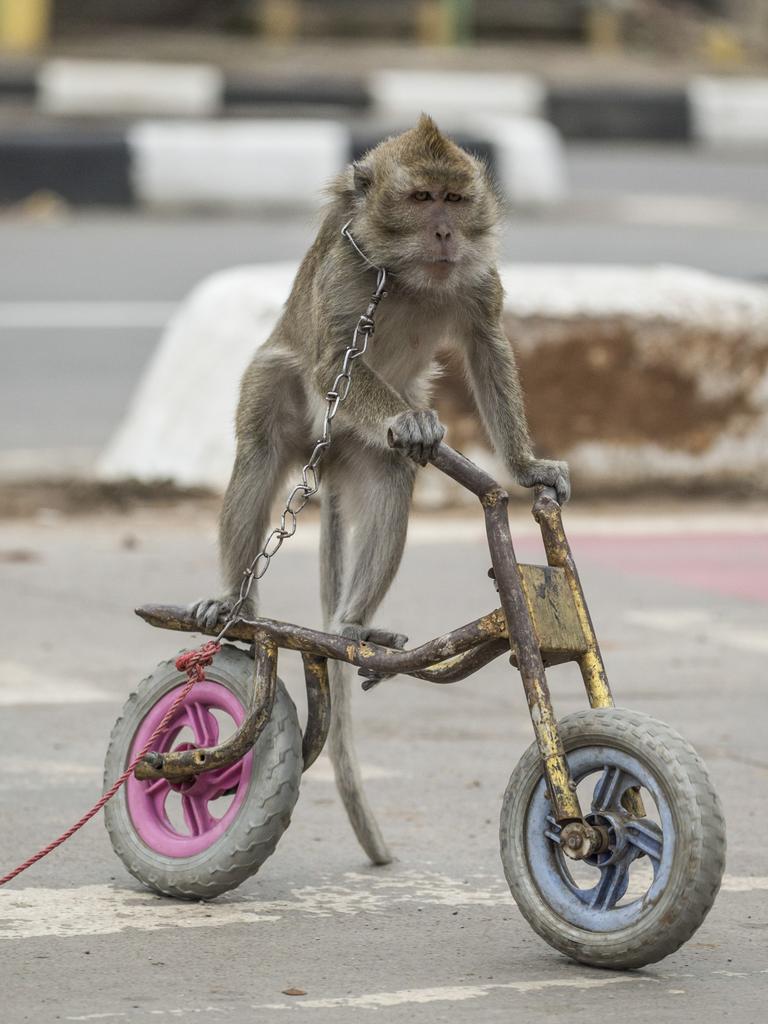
[689,76,768,146]
[98,263,768,499]
[99,264,296,489]
[38,59,223,117]
[369,70,545,123]
[128,120,349,209]
[475,116,567,205]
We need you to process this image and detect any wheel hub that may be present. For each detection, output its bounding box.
[559,820,611,861]
[583,811,629,867]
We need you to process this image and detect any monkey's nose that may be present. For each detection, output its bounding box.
[435,228,452,241]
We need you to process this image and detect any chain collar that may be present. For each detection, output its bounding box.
[213,224,388,642]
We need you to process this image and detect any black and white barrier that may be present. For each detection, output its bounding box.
[128,121,350,209]
[37,59,223,117]
[6,58,768,144]
[3,60,767,208]
[688,76,768,146]
[0,117,567,209]
[98,263,768,499]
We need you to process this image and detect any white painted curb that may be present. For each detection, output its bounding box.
[128,120,349,209]
[37,59,223,117]
[689,76,768,145]
[98,263,768,492]
[476,116,567,205]
[369,70,545,122]
[99,264,296,489]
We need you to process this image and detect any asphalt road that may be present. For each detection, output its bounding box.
[1,143,767,468]
[0,506,766,1022]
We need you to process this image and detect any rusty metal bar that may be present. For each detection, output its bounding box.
[407,638,510,683]
[301,653,331,771]
[134,632,278,782]
[532,491,643,819]
[136,604,507,677]
[135,442,586,826]
[481,483,582,824]
[533,491,614,710]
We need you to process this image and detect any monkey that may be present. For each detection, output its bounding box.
[189,114,570,866]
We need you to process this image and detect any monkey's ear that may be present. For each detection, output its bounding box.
[352,161,373,194]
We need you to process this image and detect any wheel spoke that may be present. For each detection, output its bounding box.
[544,814,562,845]
[590,855,634,910]
[184,701,220,749]
[192,762,245,802]
[625,818,664,865]
[143,778,171,823]
[592,765,639,814]
[156,722,184,754]
[181,793,217,836]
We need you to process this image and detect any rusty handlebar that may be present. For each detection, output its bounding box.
[387,435,560,509]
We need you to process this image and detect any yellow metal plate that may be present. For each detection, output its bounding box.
[517,564,588,658]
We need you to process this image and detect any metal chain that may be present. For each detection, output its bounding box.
[213,221,388,644]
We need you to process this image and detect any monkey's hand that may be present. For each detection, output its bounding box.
[187,595,254,633]
[386,409,446,466]
[514,458,571,505]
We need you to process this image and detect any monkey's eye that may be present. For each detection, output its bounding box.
[412,190,432,202]
[445,192,462,203]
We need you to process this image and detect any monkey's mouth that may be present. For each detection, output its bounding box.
[423,258,458,275]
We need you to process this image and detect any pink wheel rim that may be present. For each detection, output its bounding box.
[126,680,254,857]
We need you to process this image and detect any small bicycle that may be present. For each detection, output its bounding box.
[104,442,726,970]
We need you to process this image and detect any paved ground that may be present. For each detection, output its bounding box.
[1,143,767,473]
[0,504,766,1022]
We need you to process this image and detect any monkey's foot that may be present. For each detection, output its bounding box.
[339,622,408,649]
[338,623,408,688]
[516,458,571,505]
[187,596,253,633]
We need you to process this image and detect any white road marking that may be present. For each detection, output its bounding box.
[625,609,768,655]
[66,1016,127,1022]
[408,515,768,543]
[720,876,768,893]
[0,756,101,781]
[303,756,402,783]
[1,873,764,942]
[0,661,111,706]
[612,193,768,230]
[0,754,394,789]
[256,975,651,1011]
[156,514,764,550]
[0,302,176,329]
[0,871,511,940]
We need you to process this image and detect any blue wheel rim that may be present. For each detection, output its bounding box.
[524,744,673,932]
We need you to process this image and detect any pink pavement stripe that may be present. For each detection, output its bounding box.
[566,533,768,603]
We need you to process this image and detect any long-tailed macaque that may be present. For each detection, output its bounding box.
[190,115,570,866]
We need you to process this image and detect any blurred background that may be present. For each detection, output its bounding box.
[2,10,767,1018]
[1,0,767,507]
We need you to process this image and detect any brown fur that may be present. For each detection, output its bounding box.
[191,116,569,865]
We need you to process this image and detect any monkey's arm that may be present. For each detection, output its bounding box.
[313,338,443,461]
[314,344,406,442]
[461,318,571,503]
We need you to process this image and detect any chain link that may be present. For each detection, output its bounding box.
[212,222,388,644]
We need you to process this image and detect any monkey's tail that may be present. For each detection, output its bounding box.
[327,658,393,866]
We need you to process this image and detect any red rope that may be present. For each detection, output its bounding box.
[0,640,221,888]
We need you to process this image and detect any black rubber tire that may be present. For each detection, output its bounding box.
[500,708,726,970]
[103,644,302,900]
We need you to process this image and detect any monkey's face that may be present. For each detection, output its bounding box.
[348,119,500,294]
[364,167,499,293]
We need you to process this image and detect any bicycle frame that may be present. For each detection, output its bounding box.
[135,443,617,841]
